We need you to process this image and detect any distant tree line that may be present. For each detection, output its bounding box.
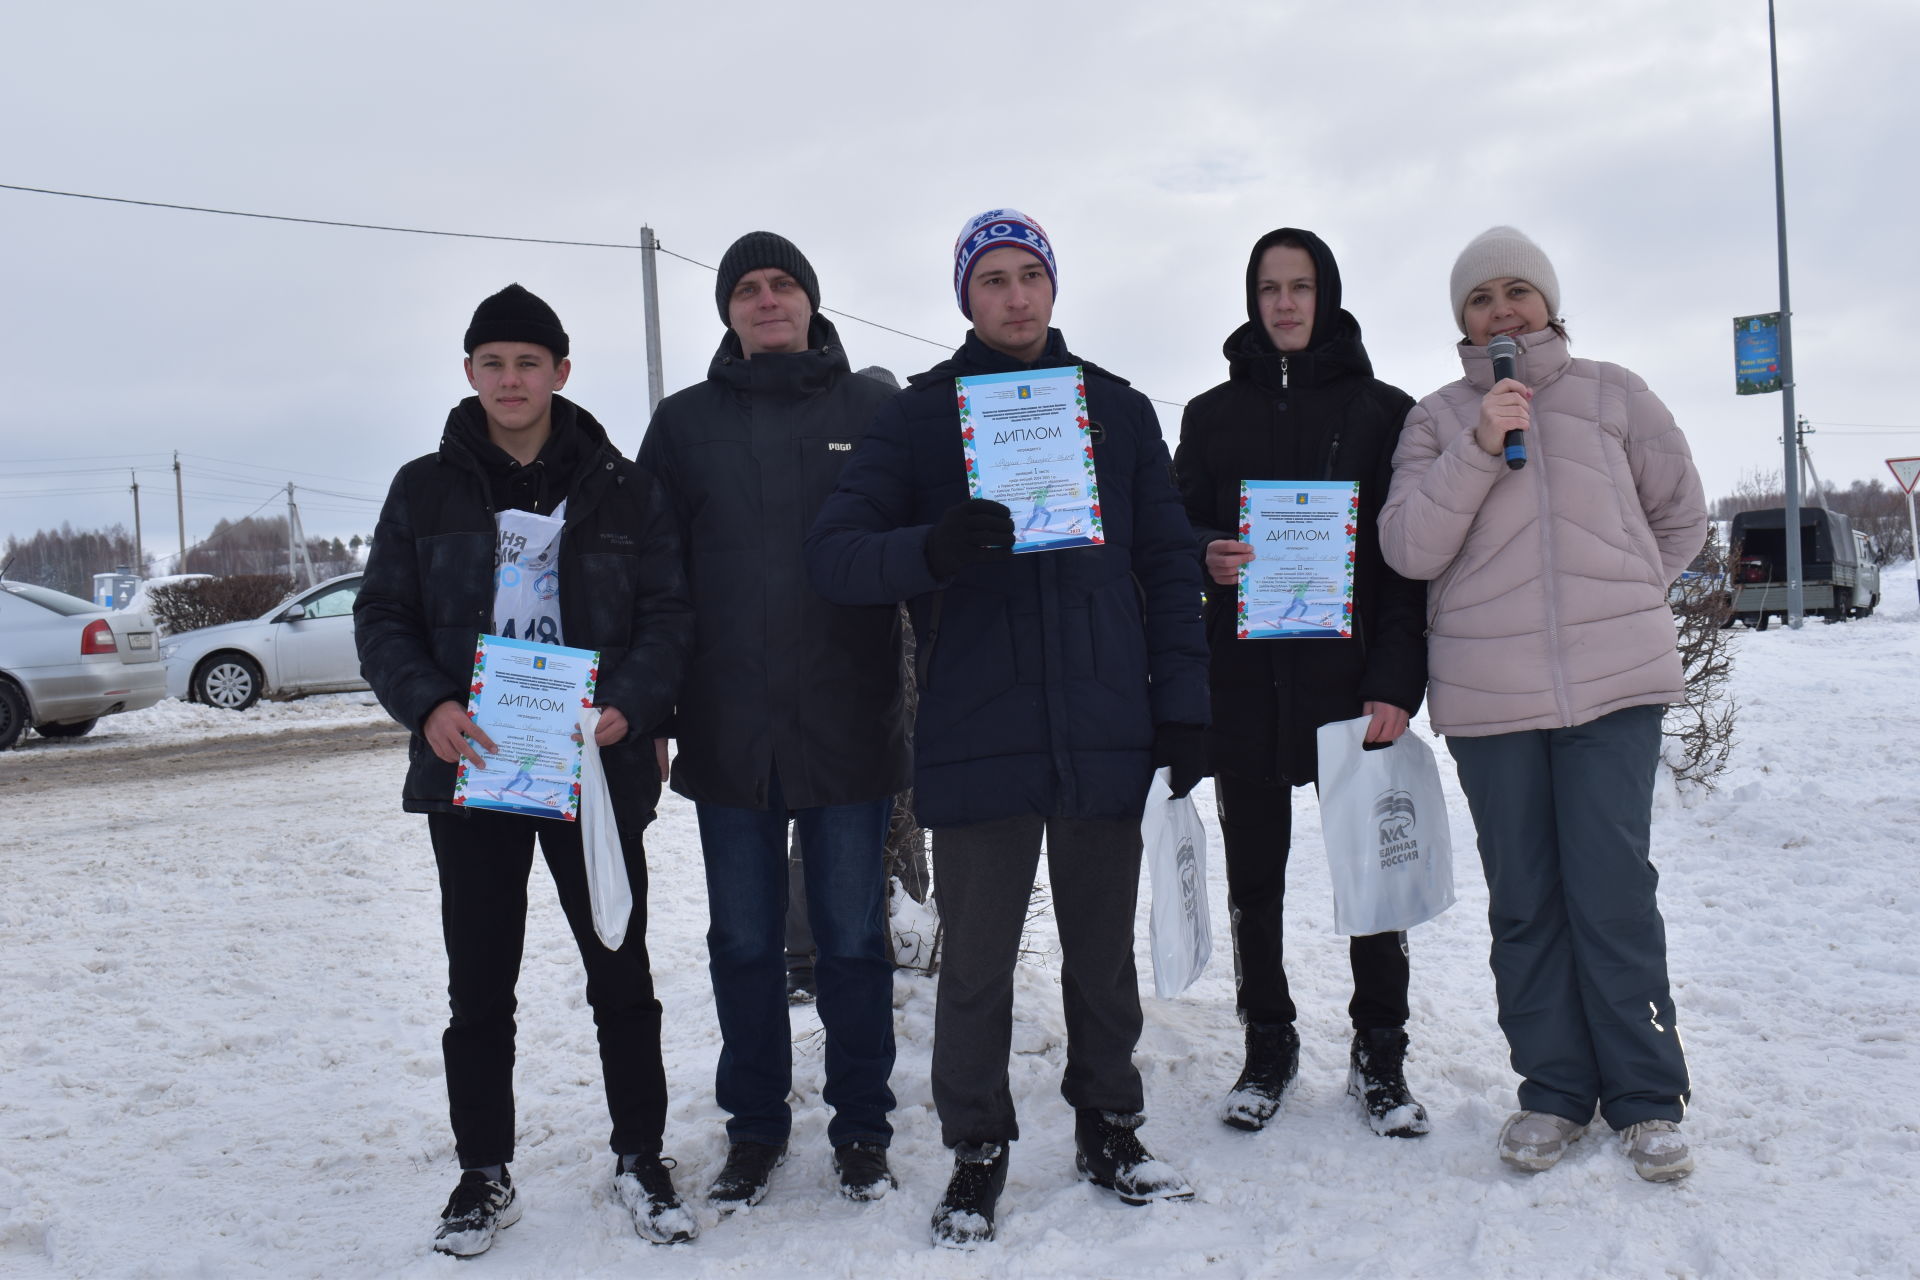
[2,517,362,597]
[1713,470,1910,564]
[1,523,140,598]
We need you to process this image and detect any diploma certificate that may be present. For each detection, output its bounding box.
[1237,480,1359,639]
[957,365,1104,553]
[453,634,600,820]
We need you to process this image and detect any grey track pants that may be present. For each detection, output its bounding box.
[1447,704,1690,1130]
[929,815,1146,1147]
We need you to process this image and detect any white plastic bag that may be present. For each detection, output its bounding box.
[576,706,633,950]
[1142,766,1212,997]
[1315,715,1456,936]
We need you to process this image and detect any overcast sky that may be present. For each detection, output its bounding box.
[5,0,1917,568]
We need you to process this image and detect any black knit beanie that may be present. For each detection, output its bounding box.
[464,283,569,361]
[714,232,821,322]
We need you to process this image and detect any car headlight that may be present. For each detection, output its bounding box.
[160,642,179,660]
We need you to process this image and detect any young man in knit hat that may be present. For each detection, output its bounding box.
[805,209,1212,1247]
[355,284,695,1256]
[637,233,908,1211]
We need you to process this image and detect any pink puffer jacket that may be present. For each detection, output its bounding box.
[1378,330,1707,737]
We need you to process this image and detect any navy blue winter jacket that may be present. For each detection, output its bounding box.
[805,329,1209,828]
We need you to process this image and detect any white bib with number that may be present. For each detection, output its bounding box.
[493,500,566,645]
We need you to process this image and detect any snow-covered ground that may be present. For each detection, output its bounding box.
[3,579,1917,1278]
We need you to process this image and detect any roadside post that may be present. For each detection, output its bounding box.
[1887,457,1920,612]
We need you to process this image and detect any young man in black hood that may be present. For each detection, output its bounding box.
[355,284,695,1255]
[1173,229,1432,1140]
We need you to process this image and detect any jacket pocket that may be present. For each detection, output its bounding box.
[1088,574,1150,699]
[920,583,1018,720]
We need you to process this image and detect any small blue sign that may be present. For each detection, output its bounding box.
[1734,312,1782,395]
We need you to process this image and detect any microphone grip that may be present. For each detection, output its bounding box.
[1489,337,1525,470]
[1502,429,1527,471]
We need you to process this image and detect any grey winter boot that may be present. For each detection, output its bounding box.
[1348,1027,1431,1138]
[1220,1022,1299,1132]
[1073,1110,1194,1205]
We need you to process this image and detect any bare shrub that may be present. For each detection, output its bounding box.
[1665,526,1738,789]
[147,575,297,634]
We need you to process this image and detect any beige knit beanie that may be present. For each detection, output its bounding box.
[1449,226,1560,333]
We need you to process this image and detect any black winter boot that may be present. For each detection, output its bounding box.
[930,1142,1008,1249]
[1220,1022,1300,1131]
[1348,1027,1431,1138]
[1073,1110,1194,1205]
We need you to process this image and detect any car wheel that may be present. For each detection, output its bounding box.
[34,718,98,739]
[194,653,264,710]
[0,681,25,751]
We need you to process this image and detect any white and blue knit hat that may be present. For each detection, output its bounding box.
[953,208,1057,319]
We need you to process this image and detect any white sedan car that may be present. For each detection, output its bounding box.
[163,572,369,710]
[0,579,168,749]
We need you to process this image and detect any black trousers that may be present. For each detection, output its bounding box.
[930,815,1146,1147]
[429,809,667,1168]
[1214,773,1410,1031]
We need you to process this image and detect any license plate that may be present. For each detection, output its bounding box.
[128,633,154,650]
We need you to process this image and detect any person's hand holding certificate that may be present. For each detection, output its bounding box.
[453,634,601,820]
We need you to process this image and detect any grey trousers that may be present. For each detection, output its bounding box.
[930,815,1146,1147]
[1447,704,1690,1129]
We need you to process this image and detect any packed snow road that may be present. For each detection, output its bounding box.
[2,596,1917,1277]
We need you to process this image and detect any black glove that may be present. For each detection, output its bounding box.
[926,498,1015,579]
[1154,722,1210,800]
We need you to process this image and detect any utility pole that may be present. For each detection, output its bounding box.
[640,225,665,417]
[1768,0,1804,627]
[174,450,186,572]
[130,470,144,575]
[286,483,316,587]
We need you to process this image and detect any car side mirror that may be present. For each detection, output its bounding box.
[282,603,308,622]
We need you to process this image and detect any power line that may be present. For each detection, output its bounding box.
[3,182,1189,409]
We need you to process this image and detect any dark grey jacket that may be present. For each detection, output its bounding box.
[637,316,909,811]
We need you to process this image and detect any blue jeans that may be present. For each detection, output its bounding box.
[697,769,895,1148]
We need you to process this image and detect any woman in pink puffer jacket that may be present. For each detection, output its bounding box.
[1379,227,1708,1185]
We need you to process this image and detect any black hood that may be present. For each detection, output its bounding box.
[441,394,612,513]
[706,314,852,400]
[1229,227,1373,387]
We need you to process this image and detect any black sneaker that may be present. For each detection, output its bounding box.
[833,1141,896,1202]
[930,1142,1008,1249]
[613,1155,697,1244]
[1348,1027,1431,1138]
[786,967,816,1005]
[1073,1110,1194,1205]
[433,1168,522,1258]
[707,1140,785,1213]
[1220,1022,1300,1132]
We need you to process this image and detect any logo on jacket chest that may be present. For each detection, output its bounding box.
[827,442,853,451]
[599,531,636,547]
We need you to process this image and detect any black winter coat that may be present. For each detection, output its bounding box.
[637,317,909,811]
[355,396,691,828]
[1174,228,1426,787]
[806,329,1210,828]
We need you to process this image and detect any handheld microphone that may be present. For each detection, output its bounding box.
[1488,335,1525,470]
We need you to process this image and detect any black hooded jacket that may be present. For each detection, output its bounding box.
[1173,228,1426,787]
[637,316,909,811]
[355,395,692,827]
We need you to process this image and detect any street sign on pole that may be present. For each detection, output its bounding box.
[1888,457,1920,495]
[1734,312,1783,395]
[1889,457,1920,612]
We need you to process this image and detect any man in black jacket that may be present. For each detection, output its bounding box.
[1173,228,1431,1140]
[355,284,695,1256]
[806,209,1210,1248]
[637,234,907,1211]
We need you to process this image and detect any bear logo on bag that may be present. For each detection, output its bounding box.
[1374,790,1422,868]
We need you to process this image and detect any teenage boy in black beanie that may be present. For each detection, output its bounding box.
[637,233,907,1212]
[356,283,695,1257]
